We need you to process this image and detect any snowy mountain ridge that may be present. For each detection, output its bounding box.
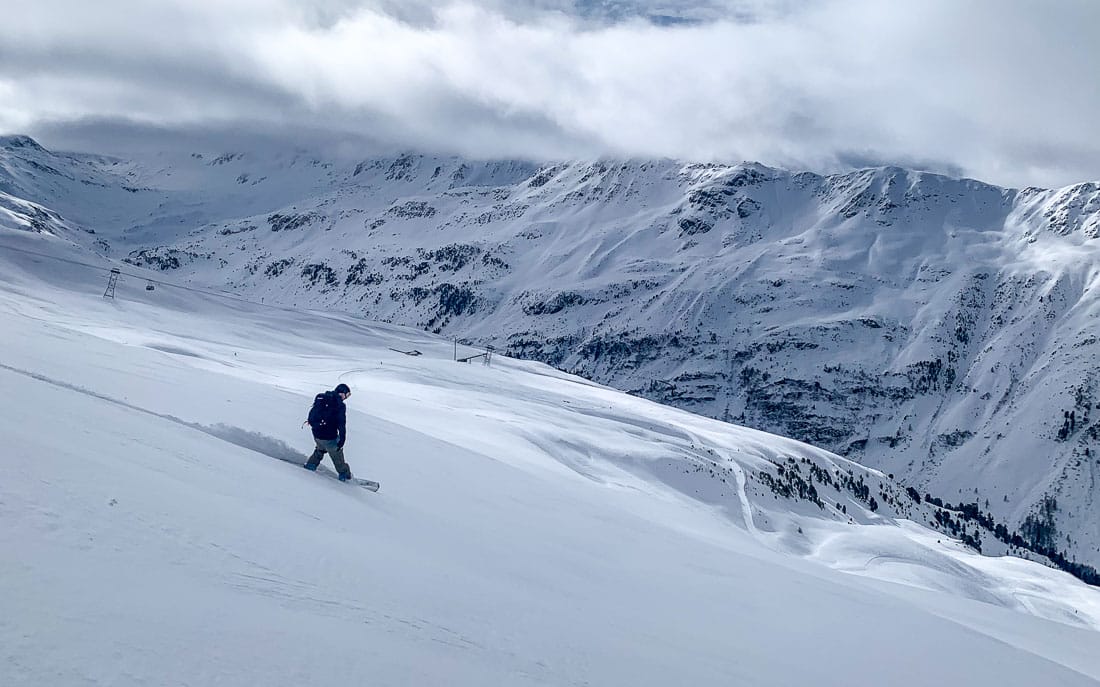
[3,134,1100,572]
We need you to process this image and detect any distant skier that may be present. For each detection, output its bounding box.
[303,383,354,481]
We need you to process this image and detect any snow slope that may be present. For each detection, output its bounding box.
[3,228,1100,685]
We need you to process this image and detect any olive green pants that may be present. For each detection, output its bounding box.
[305,437,351,477]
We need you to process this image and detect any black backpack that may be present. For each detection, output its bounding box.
[308,391,340,429]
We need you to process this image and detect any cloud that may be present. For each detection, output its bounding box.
[1,0,1098,188]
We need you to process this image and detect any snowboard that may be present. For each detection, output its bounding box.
[304,464,380,491]
[351,478,380,492]
[322,472,379,491]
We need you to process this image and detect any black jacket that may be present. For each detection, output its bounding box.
[311,391,347,445]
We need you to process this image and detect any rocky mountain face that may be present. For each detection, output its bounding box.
[3,134,1100,569]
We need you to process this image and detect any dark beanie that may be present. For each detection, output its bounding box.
[334,383,351,395]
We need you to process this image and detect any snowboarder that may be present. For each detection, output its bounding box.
[303,383,354,481]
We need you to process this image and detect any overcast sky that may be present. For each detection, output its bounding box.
[1,0,1097,189]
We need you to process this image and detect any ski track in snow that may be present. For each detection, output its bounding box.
[0,360,313,469]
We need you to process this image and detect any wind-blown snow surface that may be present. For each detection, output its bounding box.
[4,233,1100,685]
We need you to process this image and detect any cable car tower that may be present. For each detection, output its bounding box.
[103,268,121,299]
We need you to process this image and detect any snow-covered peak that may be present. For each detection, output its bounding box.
[1015,181,1100,239]
[0,134,46,151]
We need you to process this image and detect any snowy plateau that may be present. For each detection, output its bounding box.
[3,134,1100,684]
